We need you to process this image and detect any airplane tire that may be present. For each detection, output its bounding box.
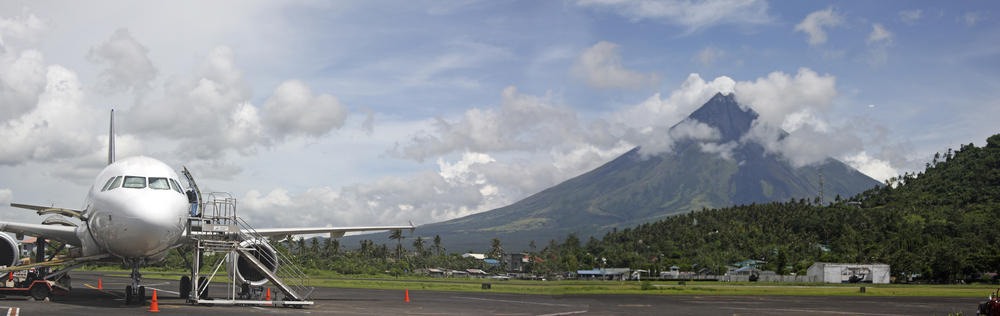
[125,285,133,305]
[139,286,146,303]
[198,277,208,299]
[180,276,191,299]
[29,284,49,301]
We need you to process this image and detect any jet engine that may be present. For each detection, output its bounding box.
[0,233,20,277]
[225,239,279,286]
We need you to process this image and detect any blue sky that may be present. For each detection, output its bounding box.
[0,0,997,231]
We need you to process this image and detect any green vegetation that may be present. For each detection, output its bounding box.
[524,134,1000,282]
[65,134,1000,296]
[125,272,1000,297]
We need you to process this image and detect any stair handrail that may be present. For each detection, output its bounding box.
[235,216,314,300]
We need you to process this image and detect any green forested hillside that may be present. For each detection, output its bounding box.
[523,134,1000,281]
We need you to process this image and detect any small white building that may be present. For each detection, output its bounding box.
[807,262,890,284]
[462,253,486,260]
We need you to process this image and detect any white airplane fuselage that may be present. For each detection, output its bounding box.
[81,156,189,262]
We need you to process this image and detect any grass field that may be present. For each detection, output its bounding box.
[112,270,999,297]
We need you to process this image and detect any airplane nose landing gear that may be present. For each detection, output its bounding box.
[125,258,147,305]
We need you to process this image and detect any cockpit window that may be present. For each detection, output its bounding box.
[108,176,123,190]
[101,177,116,192]
[169,179,184,194]
[123,176,146,189]
[149,178,170,190]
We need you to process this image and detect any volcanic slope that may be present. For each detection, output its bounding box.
[363,93,883,252]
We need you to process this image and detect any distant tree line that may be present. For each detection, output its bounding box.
[83,134,1000,283]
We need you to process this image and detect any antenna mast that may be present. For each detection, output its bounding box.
[819,167,824,205]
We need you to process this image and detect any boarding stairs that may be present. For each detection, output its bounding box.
[186,192,313,307]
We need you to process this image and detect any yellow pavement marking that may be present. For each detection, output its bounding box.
[84,283,123,299]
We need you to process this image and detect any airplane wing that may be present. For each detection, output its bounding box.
[10,203,86,220]
[248,224,416,239]
[0,221,81,246]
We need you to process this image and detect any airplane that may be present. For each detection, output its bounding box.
[0,110,415,304]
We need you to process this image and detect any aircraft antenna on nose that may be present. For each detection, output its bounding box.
[108,109,115,165]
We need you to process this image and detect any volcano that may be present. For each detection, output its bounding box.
[352,93,882,252]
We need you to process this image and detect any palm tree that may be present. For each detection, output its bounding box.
[488,237,503,259]
[389,229,405,261]
[412,236,426,256]
[284,235,294,254]
[323,238,342,258]
[529,240,536,253]
[359,239,374,258]
[432,235,445,256]
[331,239,341,256]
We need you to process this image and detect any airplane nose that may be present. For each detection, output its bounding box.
[117,195,185,256]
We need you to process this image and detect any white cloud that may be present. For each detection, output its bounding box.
[730,70,914,171]
[749,121,865,168]
[0,64,97,166]
[87,28,157,98]
[438,152,495,186]
[0,10,48,45]
[240,164,506,228]
[899,9,922,25]
[867,23,893,44]
[124,46,253,141]
[610,73,734,130]
[958,11,987,27]
[262,79,349,138]
[794,7,843,46]
[864,23,894,68]
[734,68,837,128]
[841,151,897,182]
[700,140,738,161]
[388,86,583,162]
[0,48,47,122]
[733,68,858,167]
[122,44,351,161]
[576,0,774,34]
[570,41,656,90]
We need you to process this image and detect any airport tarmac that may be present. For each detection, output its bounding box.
[0,271,983,315]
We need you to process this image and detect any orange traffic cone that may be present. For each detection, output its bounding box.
[404,289,410,302]
[97,278,102,289]
[148,290,160,312]
[265,287,271,300]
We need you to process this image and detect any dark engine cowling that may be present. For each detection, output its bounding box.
[0,233,20,277]
[225,239,279,286]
